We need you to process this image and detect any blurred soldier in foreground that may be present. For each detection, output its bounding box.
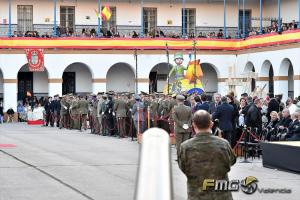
[178,110,236,200]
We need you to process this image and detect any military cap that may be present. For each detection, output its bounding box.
[176,94,185,101]
[141,91,148,96]
[174,52,184,60]
[135,95,141,100]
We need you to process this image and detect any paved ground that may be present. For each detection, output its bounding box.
[0,123,299,200]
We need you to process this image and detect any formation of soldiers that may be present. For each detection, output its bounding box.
[42,91,195,140]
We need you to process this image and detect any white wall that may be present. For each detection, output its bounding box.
[64,63,92,93]
[263,0,298,23]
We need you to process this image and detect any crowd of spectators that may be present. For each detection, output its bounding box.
[8,19,299,39]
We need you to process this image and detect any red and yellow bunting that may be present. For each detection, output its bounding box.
[0,30,299,50]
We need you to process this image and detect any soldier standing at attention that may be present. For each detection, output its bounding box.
[96,93,104,134]
[172,95,192,156]
[169,93,178,134]
[149,94,159,127]
[59,95,69,129]
[99,94,109,136]
[158,94,171,132]
[79,96,89,131]
[178,110,236,200]
[70,95,80,130]
[132,95,145,135]
[114,94,128,138]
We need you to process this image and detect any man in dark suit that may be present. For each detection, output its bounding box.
[212,96,234,146]
[287,112,300,139]
[209,93,221,114]
[245,98,263,134]
[276,108,292,130]
[195,93,209,112]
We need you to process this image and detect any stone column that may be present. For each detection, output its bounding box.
[3,79,18,121]
[137,78,149,94]
[294,75,300,98]
[92,78,106,94]
[48,78,62,97]
[217,78,228,96]
[274,76,288,101]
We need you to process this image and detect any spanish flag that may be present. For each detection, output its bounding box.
[101,5,112,21]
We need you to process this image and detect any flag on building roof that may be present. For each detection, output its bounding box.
[101,5,112,21]
[94,9,100,19]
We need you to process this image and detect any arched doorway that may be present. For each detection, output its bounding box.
[62,63,93,95]
[244,62,256,92]
[260,60,274,96]
[17,64,49,101]
[106,63,135,93]
[149,63,172,93]
[279,58,294,99]
[201,63,218,96]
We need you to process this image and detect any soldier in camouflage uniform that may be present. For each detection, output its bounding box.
[178,110,236,200]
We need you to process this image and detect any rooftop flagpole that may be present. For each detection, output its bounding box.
[223,0,227,38]
[53,0,57,37]
[237,0,240,38]
[182,0,186,38]
[298,0,300,28]
[8,0,12,37]
[260,0,262,34]
[97,0,101,36]
[278,0,281,32]
[141,0,144,37]
[242,0,246,38]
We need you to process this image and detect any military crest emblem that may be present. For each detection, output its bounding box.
[25,49,44,71]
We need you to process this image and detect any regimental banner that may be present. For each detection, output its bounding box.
[25,49,44,71]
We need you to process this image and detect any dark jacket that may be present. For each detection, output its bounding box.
[212,102,234,131]
[276,116,292,128]
[195,101,210,112]
[209,101,221,114]
[287,119,300,136]
[245,104,262,130]
[0,106,4,115]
